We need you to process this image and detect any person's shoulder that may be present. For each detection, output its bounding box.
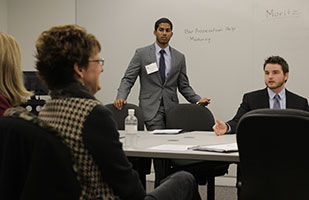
[170,46,184,57]
[286,89,308,101]
[136,44,154,52]
[244,88,266,97]
[85,104,118,129]
[132,44,154,57]
[90,104,112,117]
[0,93,11,109]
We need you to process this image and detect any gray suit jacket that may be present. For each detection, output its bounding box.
[116,43,201,121]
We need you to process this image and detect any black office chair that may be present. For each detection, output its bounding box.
[105,103,151,189]
[236,108,309,200]
[0,116,81,200]
[166,103,230,200]
[21,71,49,115]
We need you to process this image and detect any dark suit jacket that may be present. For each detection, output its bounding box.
[227,88,309,133]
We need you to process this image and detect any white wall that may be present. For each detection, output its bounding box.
[0,0,8,32]
[7,0,76,71]
[77,0,309,121]
[6,0,309,123]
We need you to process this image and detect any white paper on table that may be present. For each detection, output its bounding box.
[190,142,238,153]
[149,129,182,134]
[149,144,195,151]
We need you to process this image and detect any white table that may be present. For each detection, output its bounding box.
[121,131,239,162]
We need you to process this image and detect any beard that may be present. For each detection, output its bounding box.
[156,37,170,46]
[265,79,285,90]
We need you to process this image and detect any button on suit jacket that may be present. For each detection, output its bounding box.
[117,43,201,121]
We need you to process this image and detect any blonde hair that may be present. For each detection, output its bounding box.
[0,32,32,106]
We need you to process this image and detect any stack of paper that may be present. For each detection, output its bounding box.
[190,143,238,153]
[149,144,194,151]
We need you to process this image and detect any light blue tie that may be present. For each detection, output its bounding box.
[273,94,281,109]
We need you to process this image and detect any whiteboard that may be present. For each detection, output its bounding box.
[70,0,309,120]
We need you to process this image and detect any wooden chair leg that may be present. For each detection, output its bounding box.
[207,176,215,200]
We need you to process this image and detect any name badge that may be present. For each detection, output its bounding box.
[145,62,158,74]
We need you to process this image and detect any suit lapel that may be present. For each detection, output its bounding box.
[165,46,176,84]
[285,89,293,108]
[148,44,163,84]
[260,88,270,108]
[149,44,156,62]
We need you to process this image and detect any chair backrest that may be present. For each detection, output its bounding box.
[0,116,80,200]
[236,108,309,200]
[105,103,145,130]
[166,103,215,131]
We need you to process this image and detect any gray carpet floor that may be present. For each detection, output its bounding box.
[146,181,237,200]
[198,185,237,200]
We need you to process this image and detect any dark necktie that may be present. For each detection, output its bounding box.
[159,49,166,83]
[273,94,281,109]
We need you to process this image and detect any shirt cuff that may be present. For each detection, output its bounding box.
[226,123,231,133]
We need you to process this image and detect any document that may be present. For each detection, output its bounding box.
[149,144,195,151]
[190,142,238,153]
[150,129,183,134]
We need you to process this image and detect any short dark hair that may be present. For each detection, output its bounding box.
[154,18,173,31]
[263,56,289,74]
[35,24,101,90]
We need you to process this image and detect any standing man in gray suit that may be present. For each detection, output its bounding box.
[114,17,210,130]
[114,17,210,186]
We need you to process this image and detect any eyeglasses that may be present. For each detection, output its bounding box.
[88,59,104,66]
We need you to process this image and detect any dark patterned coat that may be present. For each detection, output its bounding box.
[38,83,145,200]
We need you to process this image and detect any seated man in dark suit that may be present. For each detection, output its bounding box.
[212,55,309,197]
[213,55,309,135]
